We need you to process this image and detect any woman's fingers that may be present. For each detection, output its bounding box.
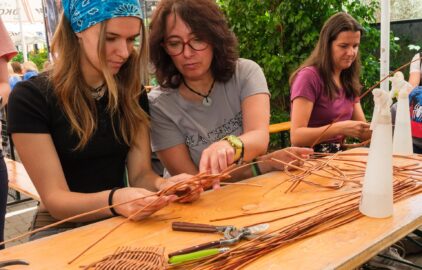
[178,187,202,203]
[217,148,228,172]
[199,141,236,174]
[198,154,210,173]
[139,196,168,211]
[289,147,313,158]
[212,179,220,190]
[128,195,173,221]
[114,188,174,220]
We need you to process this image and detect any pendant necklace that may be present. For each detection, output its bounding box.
[182,77,215,106]
[90,83,106,100]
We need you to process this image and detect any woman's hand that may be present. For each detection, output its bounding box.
[159,173,202,203]
[112,187,176,221]
[199,140,236,174]
[260,147,314,172]
[198,140,237,189]
[337,120,370,139]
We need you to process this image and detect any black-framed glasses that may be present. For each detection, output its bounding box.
[162,37,208,56]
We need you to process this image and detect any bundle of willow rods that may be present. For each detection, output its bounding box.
[68,171,234,264]
[168,152,422,270]
[0,171,233,262]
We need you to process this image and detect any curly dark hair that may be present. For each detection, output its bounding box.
[149,0,239,88]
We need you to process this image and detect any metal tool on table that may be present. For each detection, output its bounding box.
[168,221,269,261]
[0,259,29,269]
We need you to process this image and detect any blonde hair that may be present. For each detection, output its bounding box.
[23,61,39,72]
[50,14,149,150]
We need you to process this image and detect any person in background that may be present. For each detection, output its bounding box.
[22,61,39,80]
[289,12,371,153]
[7,62,22,90]
[409,53,421,88]
[0,17,18,249]
[408,53,422,153]
[148,0,271,185]
[7,0,199,240]
[10,62,23,78]
[393,52,422,154]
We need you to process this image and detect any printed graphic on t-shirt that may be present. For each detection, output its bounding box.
[185,112,242,147]
[409,87,422,138]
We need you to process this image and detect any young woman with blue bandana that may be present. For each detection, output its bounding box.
[7,0,199,239]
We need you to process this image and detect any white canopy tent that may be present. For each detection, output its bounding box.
[0,0,44,24]
[0,0,46,61]
[5,22,45,44]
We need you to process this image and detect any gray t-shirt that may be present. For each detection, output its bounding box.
[149,58,270,170]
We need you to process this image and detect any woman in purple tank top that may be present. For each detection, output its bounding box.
[289,12,371,153]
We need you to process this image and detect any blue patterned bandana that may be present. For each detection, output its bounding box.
[62,0,144,33]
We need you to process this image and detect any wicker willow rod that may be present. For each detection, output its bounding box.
[193,191,418,269]
[0,193,160,247]
[3,156,306,263]
[214,158,418,222]
[69,159,301,264]
[272,150,344,193]
[210,191,359,222]
[359,55,422,100]
[177,186,415,270]
[271,156,350,192]
[0,172,221,249]
[171,170,422,269]
[68,157,308,265]
[0,171,230,261]
[68,172,232,264]
[247,192,360,228]
[190,198,363,270]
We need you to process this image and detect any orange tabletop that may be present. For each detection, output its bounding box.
[1,149,422,269]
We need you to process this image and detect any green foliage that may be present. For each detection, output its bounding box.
[218,0,399,124]
[28,49,49,71]
[11,52,23,63]
[11,49,49,71]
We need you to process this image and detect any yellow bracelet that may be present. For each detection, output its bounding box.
[222,135,244,162]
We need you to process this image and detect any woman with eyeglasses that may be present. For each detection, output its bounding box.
[148,0,272,186]
[7,0,199,239]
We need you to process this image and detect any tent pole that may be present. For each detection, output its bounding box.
[16,0,28,62]
[380,0,390,92]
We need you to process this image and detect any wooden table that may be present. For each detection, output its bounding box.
[1,149,422,269]
[6,158,40,204]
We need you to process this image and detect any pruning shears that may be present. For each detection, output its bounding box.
[168,221,269,264]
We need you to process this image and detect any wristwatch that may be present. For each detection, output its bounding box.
[222,135,244,162]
